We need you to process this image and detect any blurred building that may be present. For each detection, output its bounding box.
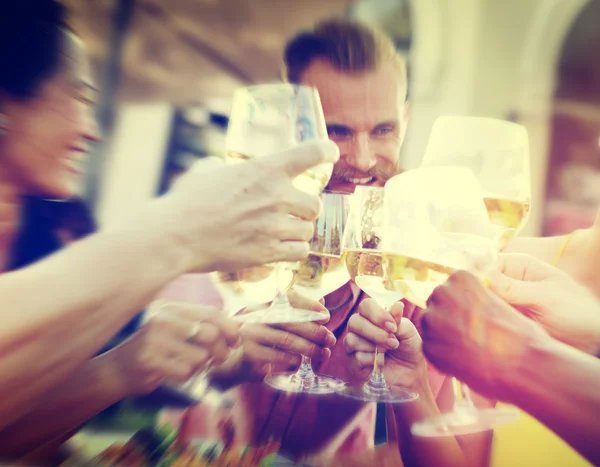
[65,0,598,238]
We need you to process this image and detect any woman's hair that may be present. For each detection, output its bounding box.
[0,0,68,99]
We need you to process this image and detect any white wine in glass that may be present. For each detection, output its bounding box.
[422,117,531,247]
[265,193,351,394]
[382,167,519,437]
[225,83,333,324]
[336,186,419,403]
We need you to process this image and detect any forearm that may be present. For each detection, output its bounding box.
[504,337,600,465]
[0,196,191,428]
[393,376,491,467]
[0,353,129,459]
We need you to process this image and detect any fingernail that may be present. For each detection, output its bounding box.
[387,338,399,349]
[385,322,397,333]
[325,333,337,346]
[321,348,332,359]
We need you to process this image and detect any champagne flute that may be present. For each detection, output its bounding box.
[225,83,334,324]
[421,117,531,248]
[334,186,419,403]
[265,193,351,394]
[381,167,520,436]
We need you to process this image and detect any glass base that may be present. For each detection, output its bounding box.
[411,406,520,437]
[335,381,419,403]
[235,307,326,324]
[264,371,342,394]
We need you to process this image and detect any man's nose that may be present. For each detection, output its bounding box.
[346,132,376,173]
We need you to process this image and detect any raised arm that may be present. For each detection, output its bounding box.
[0,140,338,430]
[422,270,600,466]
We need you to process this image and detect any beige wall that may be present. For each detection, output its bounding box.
[97,103,173,228]
[405,0,589,236]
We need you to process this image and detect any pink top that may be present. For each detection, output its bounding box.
[157,275,445,462]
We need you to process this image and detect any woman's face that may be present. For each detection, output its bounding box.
[0,31,100,199]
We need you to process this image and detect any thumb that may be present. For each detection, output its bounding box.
[497,253,562,282]
[489,269,538,307]
[389,301,405,327]
[271,140,339,178]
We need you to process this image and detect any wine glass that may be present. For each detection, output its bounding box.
[421,117,531,248]
[225,83,334,324]
[187,155,295,326]
[334,186,419,403]
[265,193,351,394]
[381,167,520,436]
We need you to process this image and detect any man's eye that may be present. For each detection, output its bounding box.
[372,126,394,136]
[327,127,352,139]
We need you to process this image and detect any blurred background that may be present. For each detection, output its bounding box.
[65,0,598,238]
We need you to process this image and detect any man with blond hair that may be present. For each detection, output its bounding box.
[183,19,493,466]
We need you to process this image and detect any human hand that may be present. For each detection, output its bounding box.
[232,290,336,380]
[422,271,549,399]
[106,302,240,395]
[165,140,339,273]
[344,299,426,389]
[491,253,600,355]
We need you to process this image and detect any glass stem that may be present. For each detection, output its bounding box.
[295,355,316,380]
[366,303,392,390]
[270,263,292,309]
[452,377,476,411]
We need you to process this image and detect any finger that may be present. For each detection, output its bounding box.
[287,289,329,315]
[276,216,314,242]
[271,320,334,346]
[283,188,322,221]
[154,359,195,383]
[273,140,339,178]
[347,314,398,350]
[244,340,301,367]
[489,269,541,307]
[271,241,311,263]
[160,337,212,373]
[496,253,562,282]
[388,301,405,328]
[358,299,398,333]
[344,332,376,354]
[192,323,233,364]
[142,313,192,341]
[243,324,332,359]
[205,315,241,348]
[355,351,376,369]
[151,301,241,347]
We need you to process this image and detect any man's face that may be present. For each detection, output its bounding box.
[300,59,407,193]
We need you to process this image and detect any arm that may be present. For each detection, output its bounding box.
[502,337,600,465]
[0,353,128,458]
[0,197,189,430]
[0,301,241,459]
[344,300,491,467]
[422,270,600,467]
[0,140,337,430]
[393,376,492,467]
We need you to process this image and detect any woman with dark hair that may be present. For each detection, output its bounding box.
[0,0,338,460]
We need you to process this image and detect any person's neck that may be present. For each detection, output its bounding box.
[324,282,354,312]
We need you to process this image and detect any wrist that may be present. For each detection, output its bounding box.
[87,353,131,400]
[498,332,557,405]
